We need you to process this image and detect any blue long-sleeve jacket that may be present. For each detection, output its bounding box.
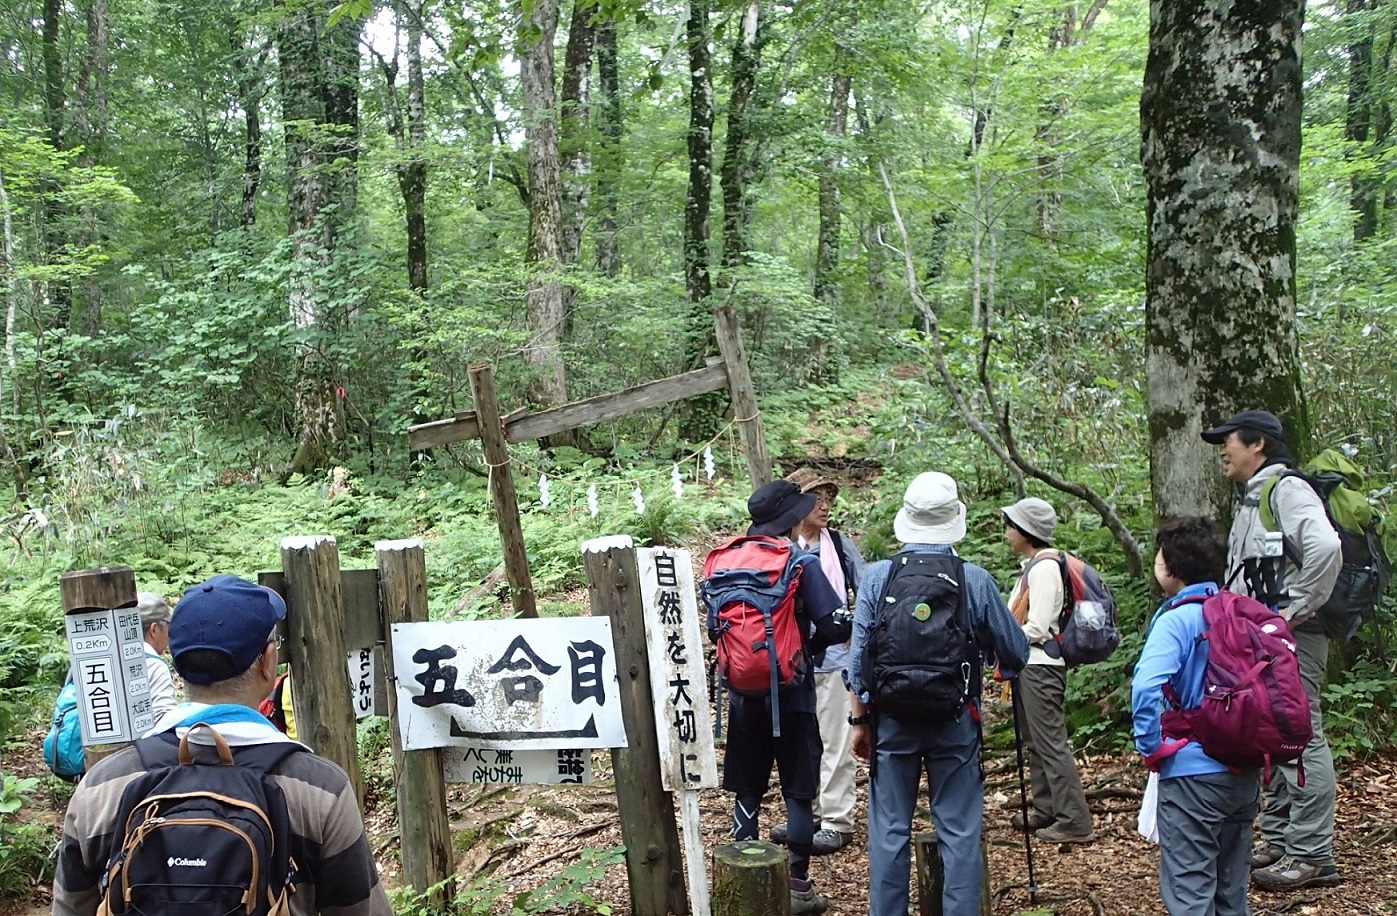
[1130,582,1231,779]
[847,543,1029,704]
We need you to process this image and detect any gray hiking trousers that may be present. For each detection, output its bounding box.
[1258,627,1336,866]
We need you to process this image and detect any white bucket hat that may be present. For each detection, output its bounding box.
[893,472,967,544]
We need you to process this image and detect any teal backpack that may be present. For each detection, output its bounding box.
[42,678,85,781]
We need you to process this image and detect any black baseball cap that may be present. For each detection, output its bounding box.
[1200,409,1285,445]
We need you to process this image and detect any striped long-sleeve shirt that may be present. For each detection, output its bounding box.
[52,706,391,916]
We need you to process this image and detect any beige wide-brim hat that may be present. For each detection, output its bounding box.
[893,472,967,544]
[1002,497,1057,544]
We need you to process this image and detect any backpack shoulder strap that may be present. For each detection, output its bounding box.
[135,731,306,775]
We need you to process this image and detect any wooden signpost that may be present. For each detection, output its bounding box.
[407,305,773,619]
[637,546,717,916]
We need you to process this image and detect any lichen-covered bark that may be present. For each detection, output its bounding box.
[1142,0,1307,525]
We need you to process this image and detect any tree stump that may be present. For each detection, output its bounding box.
[915,829,991,916]
[712,841,789,916]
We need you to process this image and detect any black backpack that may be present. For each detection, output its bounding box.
[862,554,978,720]
[97,724,303,916]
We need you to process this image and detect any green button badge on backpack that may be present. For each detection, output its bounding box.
[913,602,932,621]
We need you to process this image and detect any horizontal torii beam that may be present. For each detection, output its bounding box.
[408,357,728,451]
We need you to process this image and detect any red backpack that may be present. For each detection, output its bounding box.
[1161,590,1312,780]
[701,536,805,736]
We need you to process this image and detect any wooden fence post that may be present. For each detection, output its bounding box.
[914,830,991,916]
[469,363,538,618]
[711,842,788,916]
[60,566,138,769]
[712,305,771,488]
[376,539,454,902]
[581,538,689,916]
[280,535,363,805]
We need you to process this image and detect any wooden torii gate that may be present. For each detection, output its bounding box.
[406,305,773,618]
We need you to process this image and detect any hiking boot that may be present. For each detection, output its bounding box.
[1250,843,1285,869]
[768,822,788,845]
[790,877,829,915]
[1035,824,1096,845]
[1011,811,1054,831]
[1251,856,1343,891]
[811,829,853,855]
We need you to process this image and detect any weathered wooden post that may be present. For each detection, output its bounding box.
[376,539,454,901]
[712,304,772,488]
[468,362,538,618]
[914,830,992,916]
[711,842,788,916]
[59,566,139,769]
[280,535,363,805]
[581,537,689,916]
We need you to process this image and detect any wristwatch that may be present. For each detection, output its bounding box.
[847,713,870,726]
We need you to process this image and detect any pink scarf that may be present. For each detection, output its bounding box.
[801,527,845,604]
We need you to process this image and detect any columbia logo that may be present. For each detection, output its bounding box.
[167,857,208,868]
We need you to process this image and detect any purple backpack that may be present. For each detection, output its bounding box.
[1161,591,1312,778]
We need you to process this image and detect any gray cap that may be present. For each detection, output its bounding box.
[1002,497,1057,544]
[137,591,171,625]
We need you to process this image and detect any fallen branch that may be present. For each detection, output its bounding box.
[449,563,508,617]
[502,841,586,879]
[471,840,526,880]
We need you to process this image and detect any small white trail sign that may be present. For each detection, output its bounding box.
[65,607,154,744]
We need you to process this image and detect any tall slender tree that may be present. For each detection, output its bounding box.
[720,0,762,270]
[684,0,713,303]
[519,0,571,421]
[1143,0,1307,524]
[594,17,622,277]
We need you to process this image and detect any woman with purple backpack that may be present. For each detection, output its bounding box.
[1132,518,1262,916]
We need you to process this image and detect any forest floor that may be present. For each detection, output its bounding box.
[7,709,1397,916]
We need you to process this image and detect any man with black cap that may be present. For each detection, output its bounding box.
[712,479,850,915]
[1201,410,1342,891]
[54,574,391,916]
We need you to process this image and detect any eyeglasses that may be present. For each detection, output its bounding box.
[813,492,833,506]
[268,633,284,651]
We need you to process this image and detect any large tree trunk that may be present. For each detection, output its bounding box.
[684,0,713,303]
[279,2,359,475]
[720,0,762,270]
[1142,0,1307,526]
[520,0,571,421]
[1347,0,1378,242]
[594,18,622,277]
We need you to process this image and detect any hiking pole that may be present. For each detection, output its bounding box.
[1009,680,1039,905]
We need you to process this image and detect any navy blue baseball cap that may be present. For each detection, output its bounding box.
[169,574,287,684]
[1200,409,1286,445]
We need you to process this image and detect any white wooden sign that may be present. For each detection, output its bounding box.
[637,547,718,790]
[442,746,593,785]
[65,607,154,744]
[391,618,626,751]
[348,647,376,720]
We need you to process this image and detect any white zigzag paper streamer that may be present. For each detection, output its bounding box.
[587,484,599,518]
[671,464,684,499]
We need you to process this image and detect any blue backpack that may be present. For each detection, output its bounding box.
[43,678,85,781]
